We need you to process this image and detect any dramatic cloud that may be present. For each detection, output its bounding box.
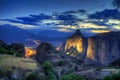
[112,0,120,8]
[63,9,86,15]
[63,10,77,14]
[1,8,120,34]
[55,14,78,20]
[113,26,120,30]
[2,13,52,25]
[16,14,52,25]
[41,20,63,25]
[77,22,107,29]
[106,19,120,25]
[90,30,110,33]
[2,13,79,26]
[78,9,87,15]
[2,19,23,24]
[88,9,120,20]
[0,20,38,29]
[1,9,87,28]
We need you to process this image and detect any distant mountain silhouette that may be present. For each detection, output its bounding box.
[38,30,73,41]
[0,24,39,43]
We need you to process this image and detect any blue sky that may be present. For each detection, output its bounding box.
[0,0,113,19]
[0,0,120,36]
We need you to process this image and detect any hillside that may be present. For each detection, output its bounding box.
[0,24,39,44]
[0,54,37,71]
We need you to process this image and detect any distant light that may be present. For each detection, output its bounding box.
[25,48,36,58]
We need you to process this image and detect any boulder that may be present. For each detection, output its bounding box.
[36,42,57,64]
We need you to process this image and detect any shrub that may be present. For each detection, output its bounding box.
[7,50,16,55]
[65,69,74,75]
[57,60,63,66]
[42,61,57,80]
[103,72,120,80]
[45,71,57,80]
[103,75,113,80]
[15,53,23,57]
[60,74,85,80]
[0,47,16,55]
[42,61,54,70]
[0,47,7,54]
[0,47,23,57]
[26,73,44,80]
[94,67,102,71]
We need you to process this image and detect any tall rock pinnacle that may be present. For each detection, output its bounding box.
[65,29,87,60]
[65,30,120,66]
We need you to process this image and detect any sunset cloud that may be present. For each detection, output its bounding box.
[0,9,120,35]
[63,9,87,15]
[0,20,38,29]
[88,9,120,20]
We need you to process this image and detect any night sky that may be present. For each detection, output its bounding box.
[0,0,113,19]
[0,0,120,37]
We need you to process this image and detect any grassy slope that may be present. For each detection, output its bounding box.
[0,54,37,71]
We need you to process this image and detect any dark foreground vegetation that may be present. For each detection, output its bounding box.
[0,40,120,80]
[0,40,25,57]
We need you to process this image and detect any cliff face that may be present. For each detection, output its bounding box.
[85,32,120,66]
[65,29,87,61]
[65,30,120,66]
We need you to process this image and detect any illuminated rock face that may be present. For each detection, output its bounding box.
[85,32,120,66]
[65,29,87,60]
[65,33,83,53]
[65,30,120,66]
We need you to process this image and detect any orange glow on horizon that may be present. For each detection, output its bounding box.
[25,48,36,58]
[90,30,110,33]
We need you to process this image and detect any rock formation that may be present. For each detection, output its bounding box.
[36,42,57,64]
[65,30,120,66]
[65,29,87,61]
[85,31,120,66]
[36,42,82,78]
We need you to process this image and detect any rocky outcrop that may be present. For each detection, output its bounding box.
[36,42,57,64]
[65,30,120,66]
[65,29,87,61]
[36,42,82,78]
[110,57,120,66]
[85,31,120,66]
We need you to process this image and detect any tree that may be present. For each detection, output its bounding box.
[42,61,57,80]
[60,74,85,80]
[112,0,120,8]
[103,72,120,80]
